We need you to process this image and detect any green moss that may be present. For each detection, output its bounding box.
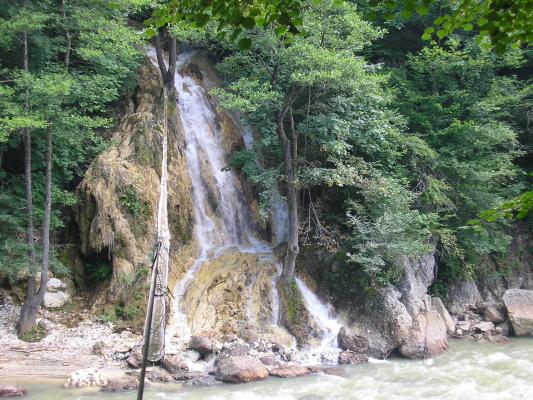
[19,324,47,342]
[280,277,305,325]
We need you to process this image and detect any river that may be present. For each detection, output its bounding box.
[13,339,533,400]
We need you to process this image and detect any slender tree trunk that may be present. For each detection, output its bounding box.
[18,0,39,335]
[155,30,168,82]
[278,108,299,280]
[62,0,71,69]
[38,128,52,298]
[167,37,176,89]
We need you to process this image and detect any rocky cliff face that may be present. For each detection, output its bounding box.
[74,61,195,326]
[342,254,448,359]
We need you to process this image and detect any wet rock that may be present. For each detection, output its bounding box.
[337,327,369,353]
[162,354,189,374]
[474,321,495,333]
[43,291,69,308]
[338,351,369,365]
[431,297,455,333]
[487,334,509,344]
[456,320,471,333]
[180,63,203,82]
[64,368,108,388]
[269,365,311,378]
[126,346,143,368]
[215,355,268,383]
[189,335,213,358]
[503,289,533,336]
[0,384,26,397]
[321,367,345,376]
[146,367,173,383]
[100,379,138,392]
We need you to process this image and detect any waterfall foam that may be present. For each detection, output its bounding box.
[295,277,343,363]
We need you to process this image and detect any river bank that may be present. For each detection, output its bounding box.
[2,339,532,399]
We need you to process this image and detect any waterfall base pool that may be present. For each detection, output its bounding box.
[9,339,533,400]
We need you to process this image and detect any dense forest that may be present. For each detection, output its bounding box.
[0,0,531,339]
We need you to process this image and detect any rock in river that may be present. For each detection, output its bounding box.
[0,384,26,397]
[503,289,533,336]
[215,355,268,383]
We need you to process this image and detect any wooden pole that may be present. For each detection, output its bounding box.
[137,241,161,400]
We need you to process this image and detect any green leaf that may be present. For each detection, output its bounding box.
[238,37,252,50]
[242,17,255,29]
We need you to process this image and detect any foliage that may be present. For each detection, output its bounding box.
[120,185,150,217]
[0,0,143,280]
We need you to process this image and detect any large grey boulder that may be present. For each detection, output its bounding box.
[503,289,533,336]
[215,356,268,383]
[346,254,448,359]
[43,291,69,308]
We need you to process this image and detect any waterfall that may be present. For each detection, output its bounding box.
[295,278,343,363]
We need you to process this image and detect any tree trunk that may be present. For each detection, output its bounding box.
[155,30,168,82]
[167,37,176,89]
[38,128,52,297]
[62,0,71,68]
[18,0,39,336]
[277,110,299,280]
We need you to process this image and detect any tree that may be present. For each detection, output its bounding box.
[0,0,143,337]
[211,1,432,280]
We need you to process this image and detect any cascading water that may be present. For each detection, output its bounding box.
[295,278,343,363]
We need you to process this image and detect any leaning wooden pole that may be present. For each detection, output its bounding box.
[137,241,161,400]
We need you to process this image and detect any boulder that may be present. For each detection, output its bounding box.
[100,379,138,392]
[269,365,311,378]
[43,291,69,308]
[447,281,482,315]
[0,384,26,397]
[215,356,268,383]
[162,354,189,374]
[400,311,448,359]
[431,297,455,333]
[216,342,250,365]
[338,351,369,365]
[481,305,506,323]
[189,335,213,358]
[64,368,108,388]
[337,327,369,353]
[46,278,66,292]
[126,346,143,368]
[146,367,173,383]
[503,289,533,336]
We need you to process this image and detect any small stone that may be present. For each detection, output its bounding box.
[92,341,106,356]
[474,321,495,333]
[259,356,277,366]
[473,333,483,341]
